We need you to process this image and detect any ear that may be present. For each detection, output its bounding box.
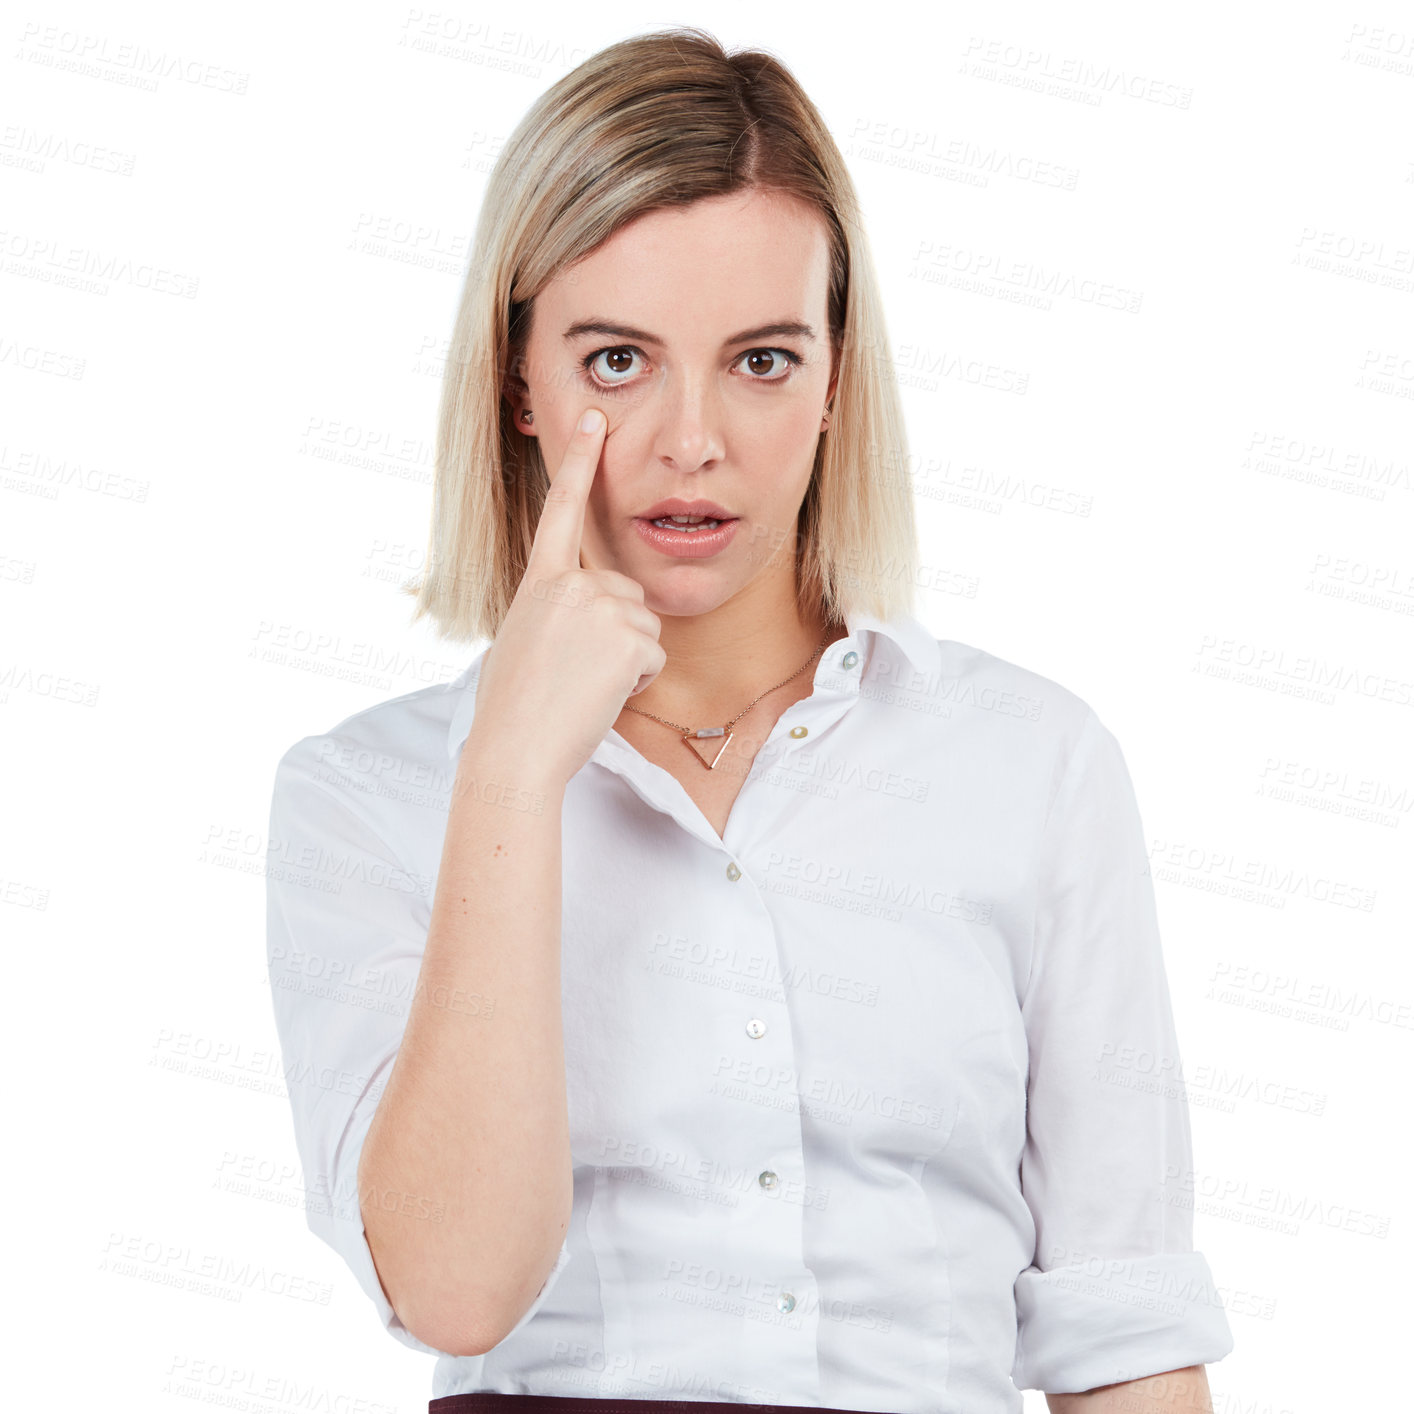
[503,357,536,436]
[825,342,840,410]
[503,388,535,434]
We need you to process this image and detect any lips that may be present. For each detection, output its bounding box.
[633,515,740,558]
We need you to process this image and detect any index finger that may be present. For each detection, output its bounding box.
[526,407,607,573]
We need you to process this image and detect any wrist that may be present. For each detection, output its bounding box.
[456,729,569,806]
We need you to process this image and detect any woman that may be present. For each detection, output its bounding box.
[265,25,1234,1414]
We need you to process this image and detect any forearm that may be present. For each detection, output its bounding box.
[1046,1365,1213,1414]
[358,734,573,1356]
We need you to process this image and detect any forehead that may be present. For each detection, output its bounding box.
[538,190,831,341]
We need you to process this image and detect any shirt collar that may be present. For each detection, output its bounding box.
[445,607,937,763]
[846,607,938,679]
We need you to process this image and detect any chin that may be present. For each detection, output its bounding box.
[636,575,740,619]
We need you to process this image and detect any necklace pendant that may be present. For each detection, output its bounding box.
[683,726,733,770]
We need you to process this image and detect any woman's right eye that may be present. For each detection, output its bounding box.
[583,346,643,390]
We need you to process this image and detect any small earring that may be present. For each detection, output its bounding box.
[521,409,534,425]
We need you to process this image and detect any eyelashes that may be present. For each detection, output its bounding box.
[579,345,804,396]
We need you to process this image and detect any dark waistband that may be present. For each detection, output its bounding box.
[430,1396,887,1414]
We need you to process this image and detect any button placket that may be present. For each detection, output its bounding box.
[698,801,819,1393]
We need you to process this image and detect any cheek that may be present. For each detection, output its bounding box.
[579,447,633,531]
[752,394,822,448]
[752,403,822,480]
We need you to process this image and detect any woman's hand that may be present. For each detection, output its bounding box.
[468,408,666,789]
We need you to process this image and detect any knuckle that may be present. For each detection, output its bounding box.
[520,569,596,612]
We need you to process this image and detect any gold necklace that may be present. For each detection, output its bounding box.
[621,629,835,770]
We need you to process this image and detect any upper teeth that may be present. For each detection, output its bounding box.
[654,515,720,529]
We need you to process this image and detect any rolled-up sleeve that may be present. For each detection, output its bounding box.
[1011,708,1235,1394]
[264,735,571,1355]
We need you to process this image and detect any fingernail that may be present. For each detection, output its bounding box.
[579,409,602,434]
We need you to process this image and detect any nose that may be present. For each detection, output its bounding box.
[651,367,725,474]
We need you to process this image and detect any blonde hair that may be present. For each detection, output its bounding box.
[403,24,919,644]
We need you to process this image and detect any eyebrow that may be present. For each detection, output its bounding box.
[562,318,818,347]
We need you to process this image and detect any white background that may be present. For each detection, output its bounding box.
[5,3,1410,1410]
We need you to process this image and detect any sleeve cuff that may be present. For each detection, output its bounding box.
[312,1098,446,1356]
[338,1199,448,1355]
[1012,1249,1235,1393]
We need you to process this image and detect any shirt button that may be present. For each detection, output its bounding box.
[726,861,741,882]
[789,725,808,739]
[842,650,859,669]
[758,1170,779,1189]
[777,1292,796,1313]
[745,1018,766,1038]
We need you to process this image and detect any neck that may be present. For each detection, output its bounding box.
[626,579,845,727]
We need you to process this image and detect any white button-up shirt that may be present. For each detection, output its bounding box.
[264,609,1234,1412]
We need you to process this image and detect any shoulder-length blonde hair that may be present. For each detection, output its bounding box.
[403,24,919,645]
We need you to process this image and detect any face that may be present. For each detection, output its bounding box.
[508,188,838,617]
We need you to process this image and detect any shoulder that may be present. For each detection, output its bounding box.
[269,667,474,830]
[878,624,1100,744]
[871,625,1114,814]
[937,636,1095,730]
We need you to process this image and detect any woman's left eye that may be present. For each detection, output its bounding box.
[735,348,800,381]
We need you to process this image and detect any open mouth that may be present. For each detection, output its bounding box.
[633,514,741,557]
[646,515,733,533]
